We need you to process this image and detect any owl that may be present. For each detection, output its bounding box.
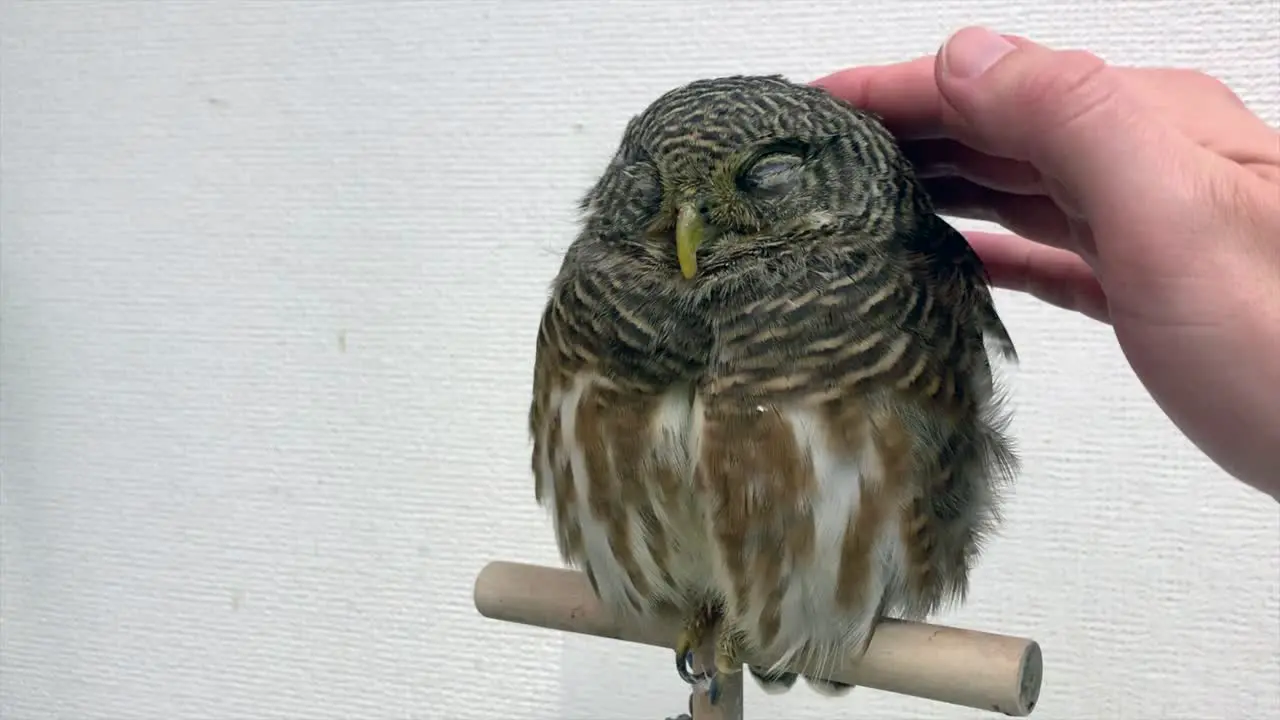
[529,75,1018,703]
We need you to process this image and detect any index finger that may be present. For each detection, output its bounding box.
[811,54,956,139]
[811,34,1037,141]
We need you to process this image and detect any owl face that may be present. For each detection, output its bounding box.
[578,75,908,280]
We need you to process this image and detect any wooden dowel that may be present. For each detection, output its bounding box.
[474,560,1043,716]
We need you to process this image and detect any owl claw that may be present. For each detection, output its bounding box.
[675,603,719,685]
[675,650,708,685]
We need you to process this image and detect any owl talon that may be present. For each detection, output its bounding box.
[675,650,707,685]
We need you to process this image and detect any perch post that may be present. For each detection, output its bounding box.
[689,626,742,720]
[474,560,1042,718]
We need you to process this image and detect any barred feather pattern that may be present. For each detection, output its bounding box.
[529,75,1018,695]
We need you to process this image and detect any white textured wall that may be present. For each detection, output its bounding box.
[2,1,1277,718]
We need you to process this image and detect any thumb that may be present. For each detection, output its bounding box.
[932,27,1174,224]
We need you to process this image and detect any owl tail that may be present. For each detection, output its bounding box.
[746,666,854,696]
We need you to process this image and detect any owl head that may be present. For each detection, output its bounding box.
[577,75,917,281]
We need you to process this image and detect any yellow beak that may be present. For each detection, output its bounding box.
[675,204,704,279]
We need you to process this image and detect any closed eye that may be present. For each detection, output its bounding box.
[738,152,803,195]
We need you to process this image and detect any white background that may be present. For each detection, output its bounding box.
[2,1,1277,718]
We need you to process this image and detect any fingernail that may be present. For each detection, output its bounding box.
[942,27,1016,79]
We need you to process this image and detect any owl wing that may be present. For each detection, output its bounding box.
[908,213,1019,364]
[693,216,1017,690]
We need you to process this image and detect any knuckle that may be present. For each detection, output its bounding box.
[1163,67,1210,86]
[1143,68,1247,108]
[1193,72,1247,107]
[1020,50,1120,133]
[1178,68,1237,95]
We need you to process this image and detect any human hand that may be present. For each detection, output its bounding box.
[814,27,1280,498]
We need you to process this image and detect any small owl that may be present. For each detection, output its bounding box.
[529,75,1018,703]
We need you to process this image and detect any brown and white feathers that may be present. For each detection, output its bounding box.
[529,75,1018,696]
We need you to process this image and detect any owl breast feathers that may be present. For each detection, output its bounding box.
[529,75,1019,697]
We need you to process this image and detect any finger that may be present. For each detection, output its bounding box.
[818,59,1261,152]
[964,231,1111,322]
[812,34,1038,145]
[904,138,1045,195]
[923,176,1093,255]
[933,26,1205,231]
[813,73,1021,158]
[812,55,955,139]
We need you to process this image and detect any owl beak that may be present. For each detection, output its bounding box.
[675,204,704,279]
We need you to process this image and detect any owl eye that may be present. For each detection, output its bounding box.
[739,153,803,194]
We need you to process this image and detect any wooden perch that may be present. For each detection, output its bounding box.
[474,560,1042,717]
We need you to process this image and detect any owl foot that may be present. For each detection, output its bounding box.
[674,603,719,685]
[706,626,745,706]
